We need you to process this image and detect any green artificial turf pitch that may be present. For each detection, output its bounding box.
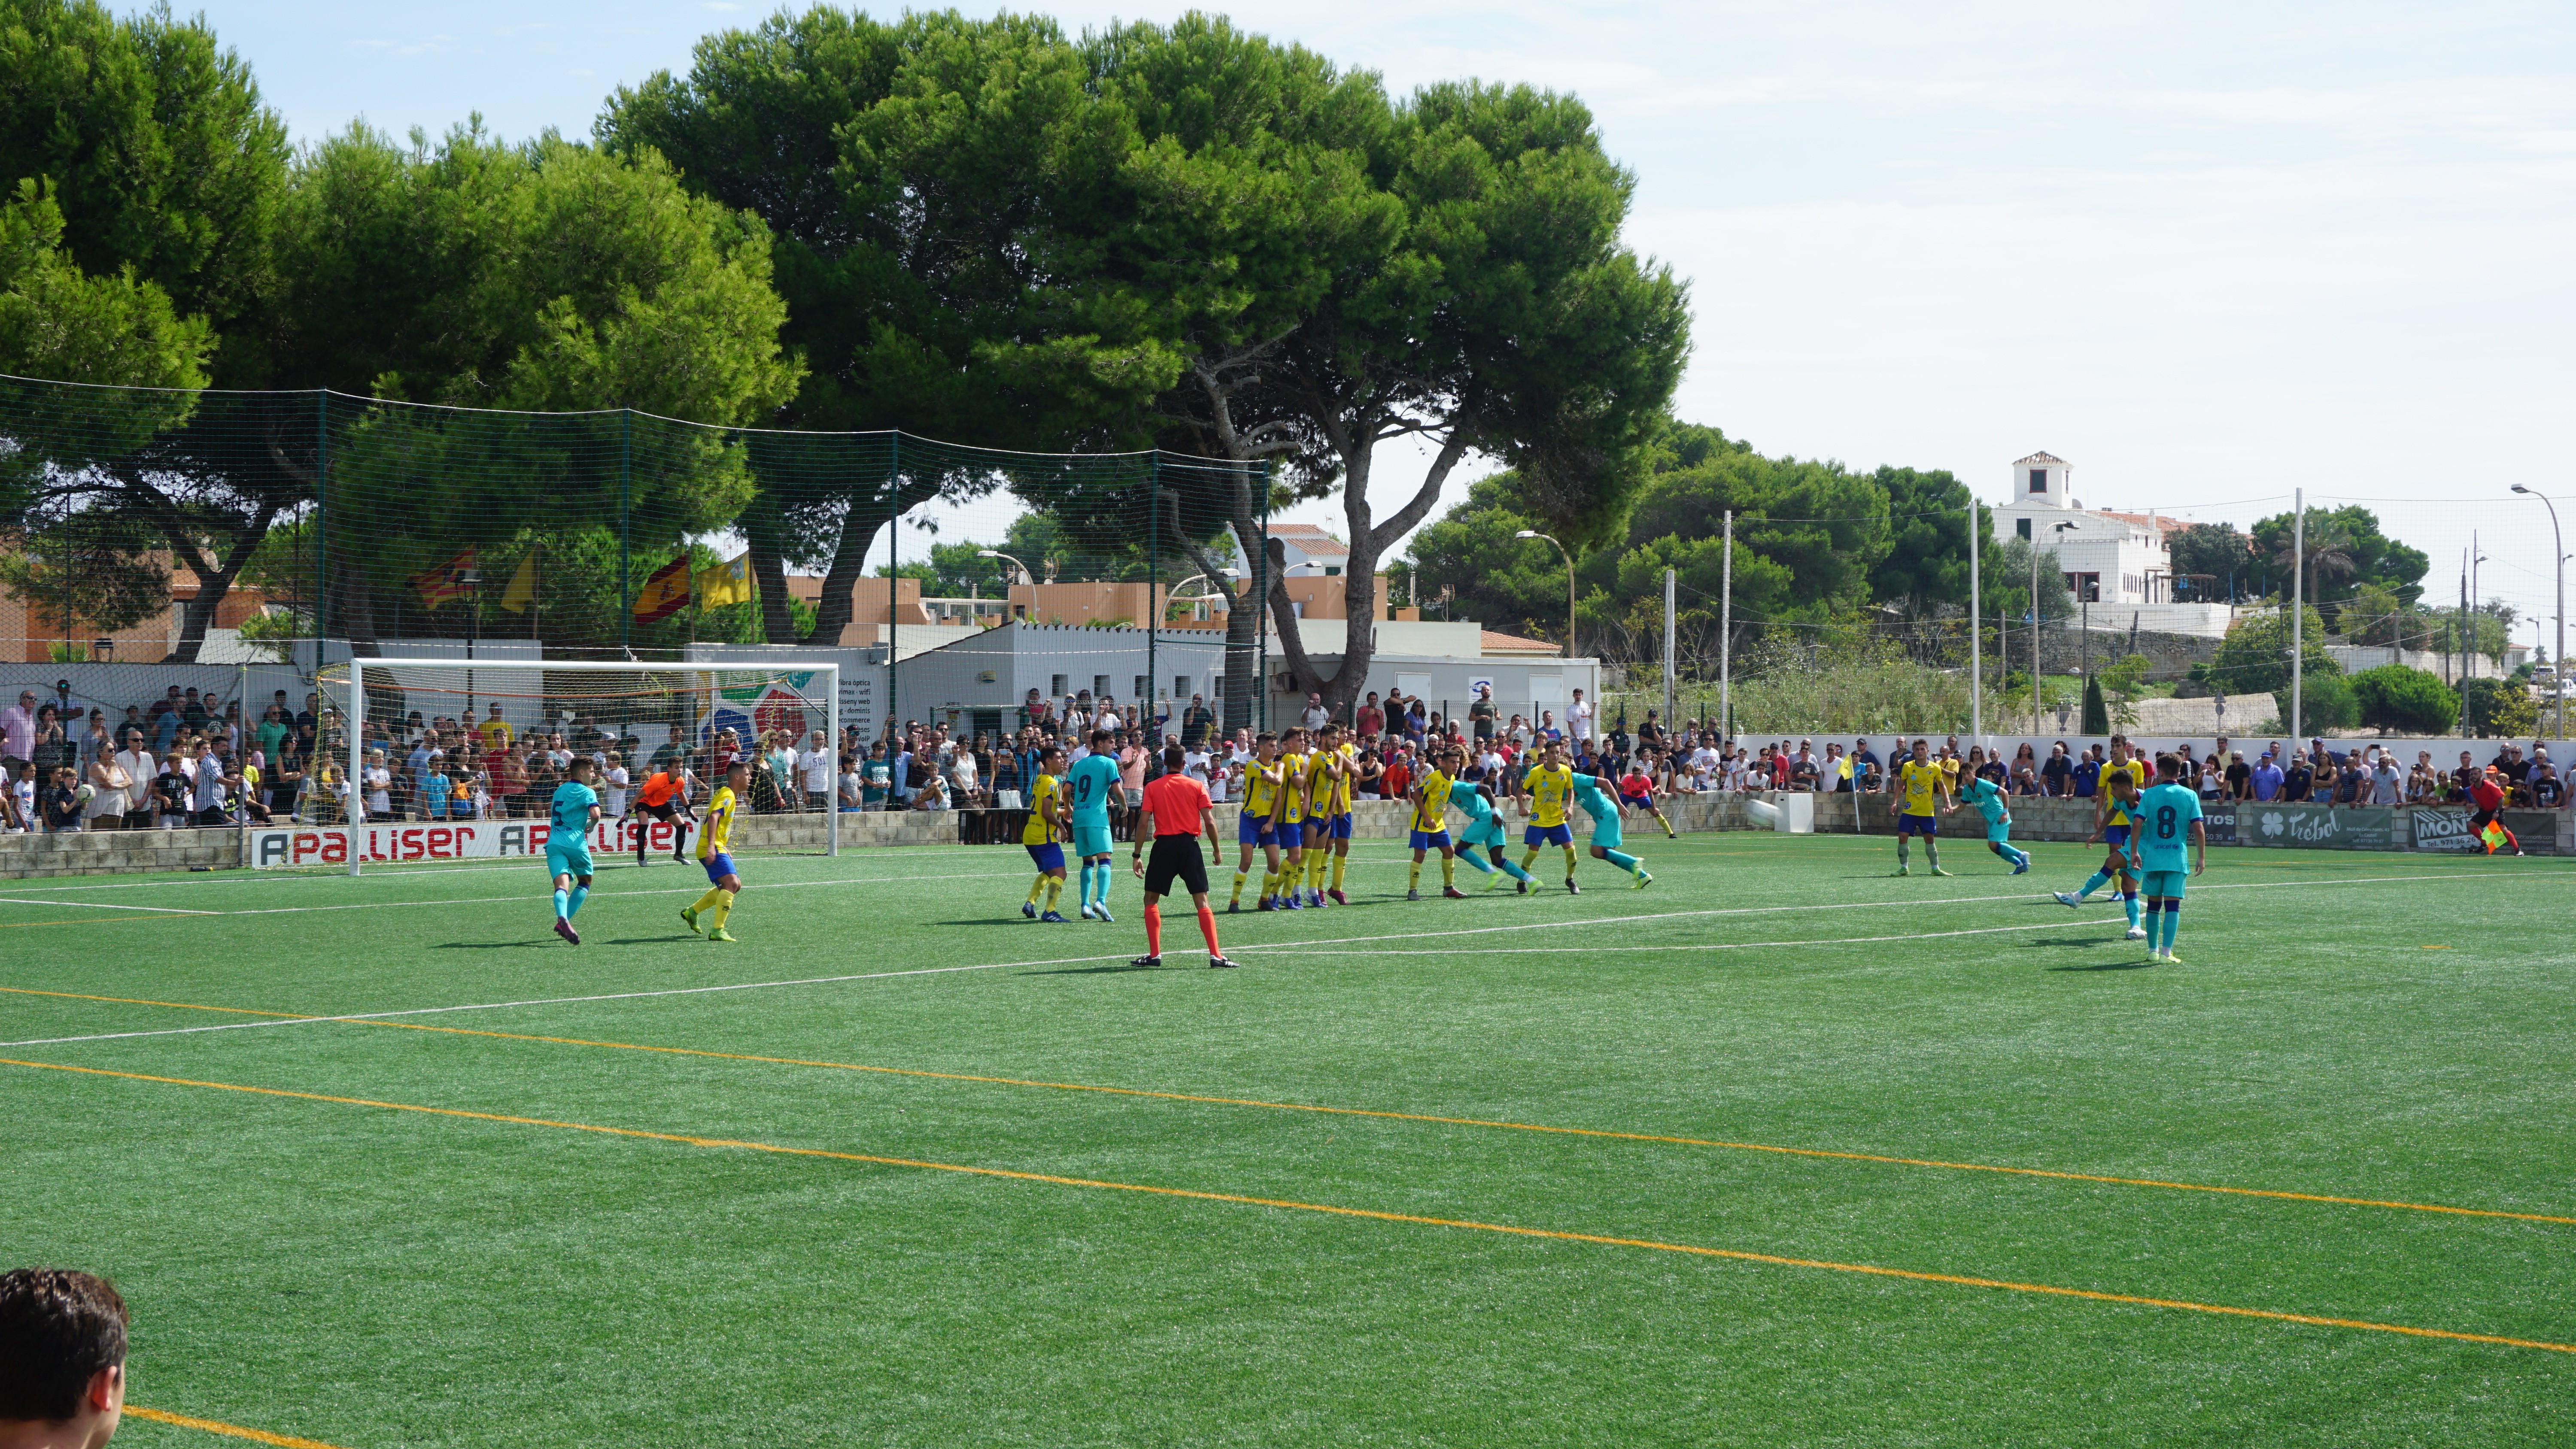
[2,833,2572,1447]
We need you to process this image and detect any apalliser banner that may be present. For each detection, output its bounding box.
[247,818,687,868]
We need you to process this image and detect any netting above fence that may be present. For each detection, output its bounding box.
[0,374,1273,731]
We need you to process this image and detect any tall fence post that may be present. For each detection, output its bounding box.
[1148,452,1159,741]
[315,389,330,658]
[1968,492,1982,742]
[2291,488,2304,739]
[618,408,632,654]
[886,432,901,734]
[1717,510,1732,741]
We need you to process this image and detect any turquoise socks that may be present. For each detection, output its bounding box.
[1458,849,1495,875]
[1498,851,1532,882]
[2160,900,2181,952]
[2124,892,2142,931]
[568,885,588,919]
[1605,849,1640,873]
[1078,862,1094,907]
[1089,862,1111,910]
[2076,871,2110,900]
[553,887,569,920]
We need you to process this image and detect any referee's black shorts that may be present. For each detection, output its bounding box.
[1143,834,1211,897]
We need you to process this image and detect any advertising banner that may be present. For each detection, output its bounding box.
[2410,806,2481,852]
[248,817,687,869]
[2237,803,2395,851]
[2200,801,2237,846]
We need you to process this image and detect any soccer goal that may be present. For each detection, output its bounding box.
[259,658,841,874]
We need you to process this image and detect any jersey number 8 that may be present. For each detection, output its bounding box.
[2155,804,2178,840]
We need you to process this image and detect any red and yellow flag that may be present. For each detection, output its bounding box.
[410,547,477,609]
[632,555,692,624]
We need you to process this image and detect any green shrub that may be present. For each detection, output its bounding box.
[2348,664,2459,734]
[2274,674,2358,732]
[2080,674,2109,734]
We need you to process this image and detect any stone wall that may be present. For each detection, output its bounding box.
[0,826,241,877]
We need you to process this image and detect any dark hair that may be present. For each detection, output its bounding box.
[0,1269,126,1421]
[1090,728,1113,747]
[2157,753,2185,778]
[1163,745,1186,771]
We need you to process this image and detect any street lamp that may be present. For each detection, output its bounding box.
[2512,484,2565,739]
[975,549,1035,588]
[1515,529,1576,659]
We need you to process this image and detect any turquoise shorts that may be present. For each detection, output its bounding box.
[1072,820,1113,859]
[1589,816,1623,851]
[1456,816,1508,852]
[2141,869,2188,899]
[545,840,593,880]
[1983,816,2011,843]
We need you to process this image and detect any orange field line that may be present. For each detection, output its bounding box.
[9,1055,2573,1359]
[349,1018,2576,1229]
[127,1404,350,1448]
[9,978,2568,1229]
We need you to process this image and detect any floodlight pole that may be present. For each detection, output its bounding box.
[1718,511,1734,741]
[1967,495,1981,741]
[2291,489,2303,740]
[2512,483,2566,740]
[1662,567,1677,730]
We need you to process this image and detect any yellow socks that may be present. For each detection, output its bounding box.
[1561,845,1579,876]
[1519,849,1541,875]
[1330,854,1346,891]
[1309,851,1328,890]
[1408,860,1423,891]
[1260,870,1279,902]
[1027,875,1048,905]
[1440,855,1455,888]
[1044,877,1063,909]
[690,886,726,914]
[705,888,735,930]
[1230,870,1248,903]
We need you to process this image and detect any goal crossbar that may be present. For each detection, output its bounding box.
[342,656,842,875]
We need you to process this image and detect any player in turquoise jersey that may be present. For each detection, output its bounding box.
[1960,772,2030,873]
[1065,730,1124,922]
[2055,745,2147,938]
[545,756,602,945]
[2134,754,2206,962]
[1568,760,1651,889]
[1446,757,1534,890]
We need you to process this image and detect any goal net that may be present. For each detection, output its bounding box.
[253,659,840,873]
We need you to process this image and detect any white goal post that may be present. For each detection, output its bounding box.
[332,656,840,876]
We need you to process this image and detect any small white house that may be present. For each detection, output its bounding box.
[1990,452,2239,637]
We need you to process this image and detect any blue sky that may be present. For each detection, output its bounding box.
[185,2,2576,639]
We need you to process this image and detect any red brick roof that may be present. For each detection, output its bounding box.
[1270,523,1350,557]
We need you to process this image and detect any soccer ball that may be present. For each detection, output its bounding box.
[1744,797,1782,828]
[74,783,94,806]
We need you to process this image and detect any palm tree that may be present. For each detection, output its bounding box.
[2272,527,2357,610]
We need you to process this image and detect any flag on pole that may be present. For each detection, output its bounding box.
[696,552,753,609]
[633,555,692,623]
[498,546,540,614]
[410,547,477,609]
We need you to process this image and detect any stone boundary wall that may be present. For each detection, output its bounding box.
[3,788,2554,878]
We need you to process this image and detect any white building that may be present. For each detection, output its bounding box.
[1991,452,2237,638]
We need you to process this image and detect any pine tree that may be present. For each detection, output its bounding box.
[2080,674,2110,735]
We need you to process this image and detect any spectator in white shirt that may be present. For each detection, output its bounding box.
[361,749,393,822]
[0,691,35,763]
[111,730,156,830]
[798,732,834,810]
[601,755,631,818]
[1299,692,1331,732]
[1566,689,1595,743]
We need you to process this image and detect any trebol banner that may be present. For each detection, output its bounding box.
[2410,807,2482,853]
[2237,803,2396,851]
[248,818,686,869]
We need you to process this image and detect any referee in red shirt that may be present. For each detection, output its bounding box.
[1131,745,1238,968]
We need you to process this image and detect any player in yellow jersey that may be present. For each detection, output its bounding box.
[1020,745,1072,922]
[1294,727,1330,906]
[1230,734,1287,911]
[680,759,748,941]
[1322,729,1361,903]
[1270,730,1311,910]
[1517,747,1581,893]
[1406,751,1465,899]
[2055,740,2149,938]
[1893,737,1954,876]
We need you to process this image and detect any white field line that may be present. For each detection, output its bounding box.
[0,869,2543,1049]
[0,897,220,915]
[1283,923,2056,955]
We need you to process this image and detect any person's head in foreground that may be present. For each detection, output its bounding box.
[0,1268,125,1448]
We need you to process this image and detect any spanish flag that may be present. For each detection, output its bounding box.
[632,555,692,624]
[410,547,477,609]
[696,552,753,609]
[498,545,539,614]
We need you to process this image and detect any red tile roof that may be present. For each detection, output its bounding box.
[1270,523,1350,557]
[1479,629,1560,653]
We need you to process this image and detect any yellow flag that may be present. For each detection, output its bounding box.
[498,546,539,614]
[696,552,753,609]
